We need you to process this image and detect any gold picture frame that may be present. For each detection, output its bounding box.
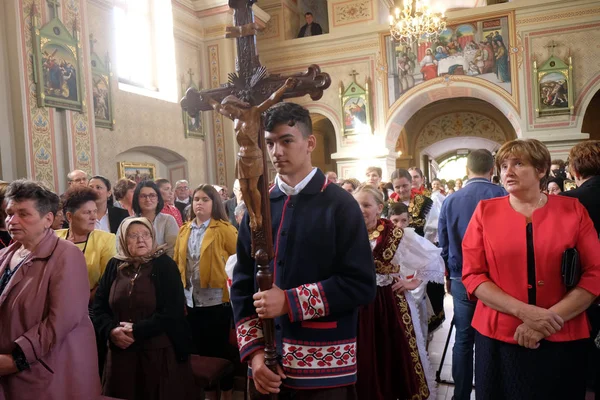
[533,52,573,117]
[340,71,372,136]
[117,162,156,183]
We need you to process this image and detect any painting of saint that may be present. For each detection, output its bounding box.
[344,97,367,130]
[41,43,79,103]
[187,112,202,133]
[92,74,110,122]
[539,72,569,109]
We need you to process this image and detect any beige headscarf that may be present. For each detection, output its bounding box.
[114,217,167,269]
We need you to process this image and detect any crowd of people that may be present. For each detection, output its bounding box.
[0,101,598,400]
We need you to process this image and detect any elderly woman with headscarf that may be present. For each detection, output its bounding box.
[547,176,565,195]
[0,180,100,399]
[92,217,195,400]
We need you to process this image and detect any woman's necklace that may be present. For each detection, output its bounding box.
[128,264,143,297]
[368,222,385,241]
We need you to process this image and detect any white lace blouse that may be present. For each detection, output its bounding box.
[371,227,445,287]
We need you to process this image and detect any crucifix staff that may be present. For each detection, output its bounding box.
[180,0,331,395]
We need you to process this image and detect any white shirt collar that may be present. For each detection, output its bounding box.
[275,167,318,196]
[177,196,190,204]
[95,208,110,232]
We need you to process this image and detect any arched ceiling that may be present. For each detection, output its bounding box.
[421,137,500,161]
[396,97,516,157]
[120,146,187,164]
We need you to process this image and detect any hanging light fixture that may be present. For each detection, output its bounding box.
[389,0,447,44]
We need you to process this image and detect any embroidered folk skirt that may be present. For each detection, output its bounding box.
[356,285,430,400]
[475,332,587,400]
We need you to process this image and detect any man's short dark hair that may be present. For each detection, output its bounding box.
[5,179,59,217]
[264,102,312,138]
[305,12,313,17]
[467,149,494,175]
[155,178,171,189]
[388,202,409,218]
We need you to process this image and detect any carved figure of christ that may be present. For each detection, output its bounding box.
[203,77,298,231]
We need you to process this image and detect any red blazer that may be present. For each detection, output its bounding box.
[462,195,600,344]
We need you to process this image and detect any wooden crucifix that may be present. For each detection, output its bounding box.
[180,0,331,392]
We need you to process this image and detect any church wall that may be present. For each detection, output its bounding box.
[114,151,170,180]
[87,0,210,188]
[0,2,19,180]
[1,0,99,191]
[256,0,600,180]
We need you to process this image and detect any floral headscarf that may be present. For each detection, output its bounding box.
[114,217,166,269]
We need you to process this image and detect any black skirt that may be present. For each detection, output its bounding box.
[475,332,587,400]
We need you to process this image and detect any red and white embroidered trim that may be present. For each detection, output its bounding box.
[295,283,327,320]
[283,341,357,370]
[236,317,264,351]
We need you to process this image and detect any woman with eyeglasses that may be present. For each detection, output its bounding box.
[93,217,195,399]
[118,181,179,258]
[173,184,237,400]
[88,175,129,234]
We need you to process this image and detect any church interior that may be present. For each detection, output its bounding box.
[1,0,600,399]
[1,0,599,190]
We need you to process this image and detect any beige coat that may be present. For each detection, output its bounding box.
[0,230,101,400]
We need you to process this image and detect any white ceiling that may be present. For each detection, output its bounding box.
[421,136,501,160]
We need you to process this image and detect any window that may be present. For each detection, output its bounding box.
[114,0,177,102]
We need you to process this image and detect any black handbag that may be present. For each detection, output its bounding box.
[561,248,581,290]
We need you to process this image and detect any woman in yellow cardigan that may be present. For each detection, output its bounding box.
[173,184,237,400]
[55,186,116,305]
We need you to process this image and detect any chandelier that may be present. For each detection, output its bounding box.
[389,0,447,44]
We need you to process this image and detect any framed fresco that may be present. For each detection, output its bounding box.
[533,53,573,117]
[340,71,372,136]
[118,162,156,183]
[381,11,517,112]
[181,70,204,139]
[32,13,83,111]
[91,44,114,130]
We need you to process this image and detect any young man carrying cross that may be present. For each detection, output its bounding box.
[230,102,376,399]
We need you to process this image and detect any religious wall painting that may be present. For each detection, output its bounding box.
[181,70,204,139]
[90,40,114,130]
[533,54,573,117]
[118,162,156,183]
[33,16,83,112]
[340,71,372,136]
[382,12,516,110]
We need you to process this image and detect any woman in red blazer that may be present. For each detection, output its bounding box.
[462,139,600,400]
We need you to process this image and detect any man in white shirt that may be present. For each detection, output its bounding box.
[174,179,192,217]
[231,102,376,399]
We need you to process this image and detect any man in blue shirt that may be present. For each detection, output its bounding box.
[438,149,506,400]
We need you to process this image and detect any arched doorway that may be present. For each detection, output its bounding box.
[394,97,516,179]
[385,82,522,152]
[582,89,600,141]
[310,113,337,174]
